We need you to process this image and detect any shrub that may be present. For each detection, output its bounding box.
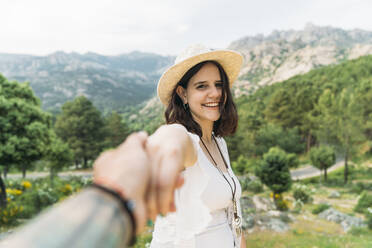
[0,201,23,225]
[232,156,259,175]
[246,180,264,193]
[274,194,289,211]
[312,203,331,214]
[349,182,367,194]
[292,199,304,214]
[255,147,292,198]
[366,208,372,230]
[292,184,312,203]
[354,191,372,214]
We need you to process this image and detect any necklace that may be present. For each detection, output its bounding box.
[200,135,242,236]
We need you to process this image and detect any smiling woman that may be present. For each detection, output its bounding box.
[148,44,246,248]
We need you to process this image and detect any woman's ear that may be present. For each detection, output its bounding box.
[176,86,187,104]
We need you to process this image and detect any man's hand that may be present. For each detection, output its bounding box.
[93,132,150,233]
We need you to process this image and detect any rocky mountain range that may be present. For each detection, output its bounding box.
[0,51,173,113]
[135,23,372,127]
[230,23,372,95]
[1,23,372,118]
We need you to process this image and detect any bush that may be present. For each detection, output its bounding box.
[312,203,331,214]
[354,191,372,214]
[350,182,367,194]
[274,194,289,211]
[255,147,292,196]
[292,184,312,203]
[239,176,264,193]
[246,180,264,193]
[367,211,372,230]
[232,156,259,175]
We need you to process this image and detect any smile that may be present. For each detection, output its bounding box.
[202,102,219,107]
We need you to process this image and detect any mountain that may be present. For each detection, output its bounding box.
[0,51,173,113]
[230,23,372,95]
[132,24,372,131]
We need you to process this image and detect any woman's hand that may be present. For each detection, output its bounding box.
[145,124,196,220]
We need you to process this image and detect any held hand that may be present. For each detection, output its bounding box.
[145,125,190,221]
[93,132,150,234]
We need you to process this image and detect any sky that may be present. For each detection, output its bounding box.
[1,0,372,56]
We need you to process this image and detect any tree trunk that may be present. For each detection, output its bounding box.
[307,131,312,153]
[75,160,79,170]
[83,157,88,169]
[22,166,26,178]
[324,168,328,182]
[3,167,8,179]
[50,167,55,187]
[344,147,349,184]
[0,175,7,208]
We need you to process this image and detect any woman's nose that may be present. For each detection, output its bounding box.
[208,85,221,98]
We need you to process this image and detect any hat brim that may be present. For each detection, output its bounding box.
[157,50,243,106]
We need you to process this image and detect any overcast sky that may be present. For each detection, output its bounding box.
[1,0,372,56]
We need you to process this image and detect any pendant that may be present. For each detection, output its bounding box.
[232,201,242,236]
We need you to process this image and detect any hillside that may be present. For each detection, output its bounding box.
[0,51,173,113]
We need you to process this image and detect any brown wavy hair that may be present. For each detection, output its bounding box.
[164,60,238,137]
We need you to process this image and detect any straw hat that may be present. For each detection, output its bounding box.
[157,44,243,106]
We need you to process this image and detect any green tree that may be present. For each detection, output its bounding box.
[309,145,336,182]
[55,96,105,168]
[315,88,365,184]
[0,75,51,179]
[46,132,74,185]
[103,111,130,149]
[255,147,292,202]
[254,124,305,156]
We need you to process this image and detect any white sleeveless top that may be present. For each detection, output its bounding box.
[150,126,243,248]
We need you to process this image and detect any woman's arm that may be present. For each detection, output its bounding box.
[145,124,197,220]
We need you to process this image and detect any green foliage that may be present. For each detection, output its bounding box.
[0,75,52,177]
[103,111,130,148]
[354,191,372,214]
[55,96,105,168]
[4,176,90,222]
[312,203,331,214]
[255,147,292,196]
[309,145,336,182]
[314,87,365,183]
[46,132,74,181]
[239,177,264,193]
[273,194,289,211]
[367,210,372,230]
[254,124,305,156]
[231,155,259,175]
[292,184,312,203]
[229,55,372,161]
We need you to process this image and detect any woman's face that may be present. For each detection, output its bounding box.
[177,62,224,127]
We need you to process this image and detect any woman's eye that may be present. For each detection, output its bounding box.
[196,85,206,89]
[216,83,223,88]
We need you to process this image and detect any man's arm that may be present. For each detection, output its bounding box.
[0,188,133,248]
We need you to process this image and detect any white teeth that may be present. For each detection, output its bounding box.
[203,103,219,107]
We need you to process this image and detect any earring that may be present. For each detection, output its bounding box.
[183,103,189,111]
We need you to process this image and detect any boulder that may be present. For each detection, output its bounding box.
[318,208,366,232]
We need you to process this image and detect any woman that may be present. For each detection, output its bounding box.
[147,44,246,248]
